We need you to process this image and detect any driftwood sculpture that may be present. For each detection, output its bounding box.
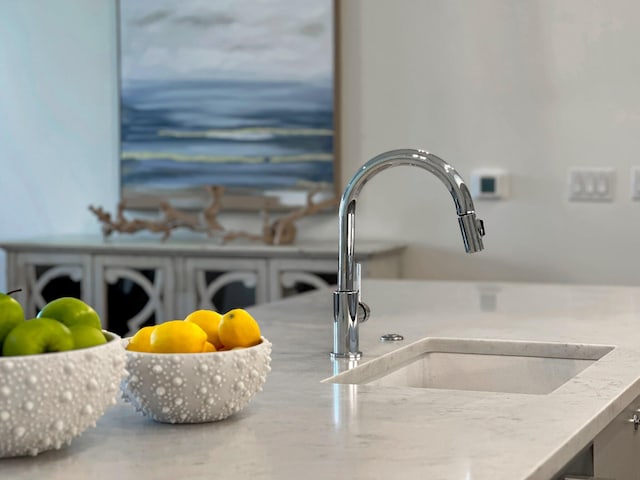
[89,185,338,246]
[88,204,171,238]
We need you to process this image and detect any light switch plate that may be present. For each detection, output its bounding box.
[631,166,640,200]
[568,168,615,202]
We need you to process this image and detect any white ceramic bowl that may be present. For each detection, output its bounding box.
[120,337,272,424]
[0,332,126,458]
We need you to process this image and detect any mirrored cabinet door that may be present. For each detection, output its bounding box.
[180,257,268,317]
[12,253,92,318]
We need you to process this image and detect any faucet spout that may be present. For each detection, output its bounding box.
[332,149,485,359]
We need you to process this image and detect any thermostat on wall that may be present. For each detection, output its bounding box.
[470,169,510,200]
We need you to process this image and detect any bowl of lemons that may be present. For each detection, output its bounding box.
[120,308,272,424]
[0,294,126,458]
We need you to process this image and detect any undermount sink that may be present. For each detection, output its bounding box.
[324,337,614,395]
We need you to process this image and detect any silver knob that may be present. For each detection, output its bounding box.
[628,410,640,430]
[380,333,404,342]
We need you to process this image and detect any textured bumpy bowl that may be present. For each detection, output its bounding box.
[0,332,126,458]
[120,337,272,424]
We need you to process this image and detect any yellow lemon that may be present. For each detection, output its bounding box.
[184,309,224,349]
[150,320,208,353]
[202,341,216,353]
[218,309,261,349]
[126,325,155,352]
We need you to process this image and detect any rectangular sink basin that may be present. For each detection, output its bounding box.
[324,338,614,395]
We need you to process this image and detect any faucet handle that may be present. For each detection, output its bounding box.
[358,301,370,323]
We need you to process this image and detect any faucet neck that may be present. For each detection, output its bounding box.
[337,149,478,292]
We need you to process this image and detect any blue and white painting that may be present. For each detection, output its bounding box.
[119,0,334,205]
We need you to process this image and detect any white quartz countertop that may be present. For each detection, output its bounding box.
[4,279,640,480]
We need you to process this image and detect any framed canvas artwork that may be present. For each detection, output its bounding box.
[118,0,337,210]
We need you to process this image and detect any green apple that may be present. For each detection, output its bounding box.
[37,297,101,330]
[2,317,74,356]
[69,324,107,349]
[0,292,25,349]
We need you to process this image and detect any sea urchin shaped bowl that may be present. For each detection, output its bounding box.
[0,332,126,458]
[120,337,272,424]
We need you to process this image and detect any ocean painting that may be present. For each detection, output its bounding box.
[118,0,335,208]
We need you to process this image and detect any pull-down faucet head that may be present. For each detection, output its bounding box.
[332,149,485,359]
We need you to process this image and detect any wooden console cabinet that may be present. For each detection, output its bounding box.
[0,236,405,337]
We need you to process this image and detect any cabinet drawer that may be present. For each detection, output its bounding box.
[592,393,640,480]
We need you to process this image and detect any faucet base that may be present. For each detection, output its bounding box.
[330,351,362,360]
[333,290,362,358]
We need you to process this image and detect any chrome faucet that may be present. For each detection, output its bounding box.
[331,149,486,359]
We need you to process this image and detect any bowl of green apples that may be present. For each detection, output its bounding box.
[0,293,126,458]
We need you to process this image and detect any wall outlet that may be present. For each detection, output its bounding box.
[568,168,615,202]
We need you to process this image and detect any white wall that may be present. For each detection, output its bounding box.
[2,0,640,292]
[0,1,119,291]
[336,0,640,286]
